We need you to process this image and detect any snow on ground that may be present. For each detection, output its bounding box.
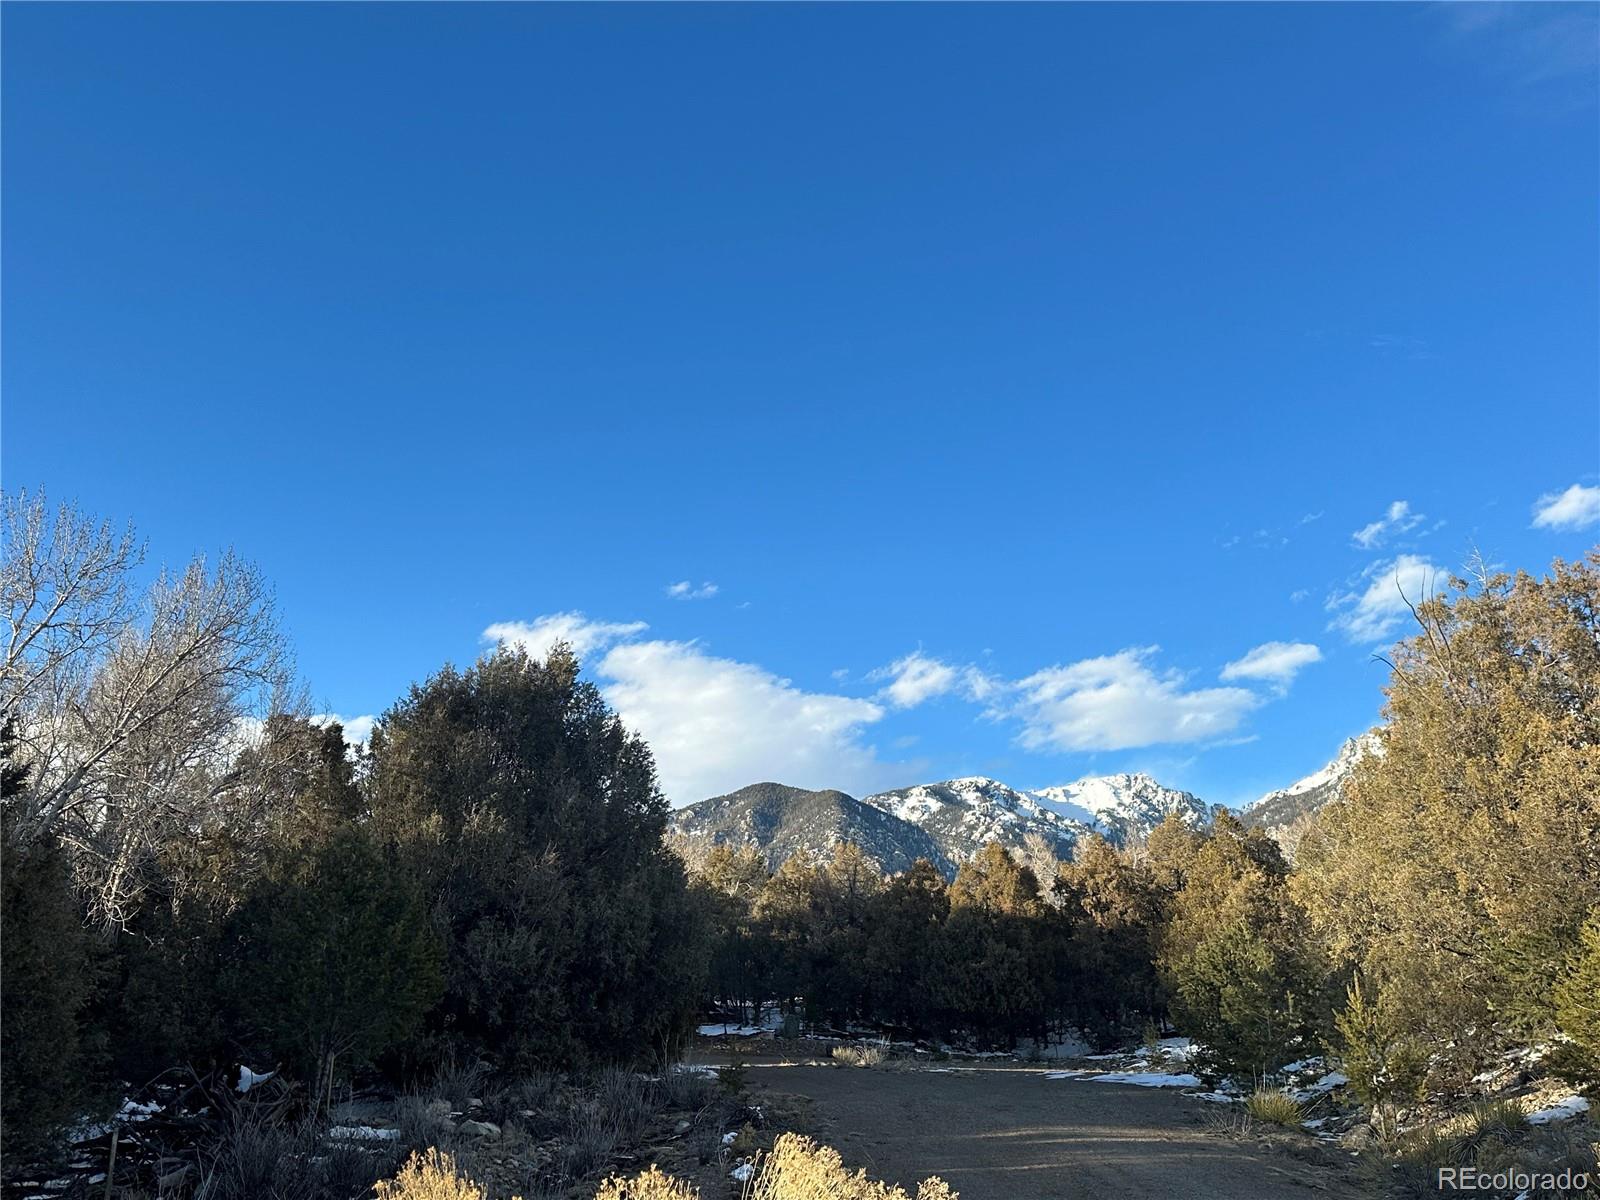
[697,1022,768,1037]
[1044,1068,1202,1088]
[1526,1095,1590,1125]
[70,1098,162,1143]
[327,1125,401,1141]
[236,1065,275,1093]
[730,1162,754,1183]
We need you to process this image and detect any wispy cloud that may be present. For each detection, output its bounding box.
[870,652,996,710]
[483,612,649,660]
[1352,500,1424,549]
[1002,647,1261,754]
[1326,555,1440,644]
[1438,2,1599,106]
[1219,641,1323,687]
[1532,483,1600,531]
[666,580,719,600]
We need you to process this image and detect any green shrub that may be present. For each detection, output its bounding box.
[0,808,100,1175]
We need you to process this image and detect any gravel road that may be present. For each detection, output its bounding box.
[748,1062,1373,1200]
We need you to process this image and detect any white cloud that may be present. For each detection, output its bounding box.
[311,712,377,747]
[1352,500,1424,549]
[483,612,649,661]
[1326,555,1440,643]
[1220,641,1322,685]
[483,613,905,803]
[871,652,997,709]
[666,580,719,600]
[1532,483,1600,531]
[1003,647,1260,753]
[596,639,896,803]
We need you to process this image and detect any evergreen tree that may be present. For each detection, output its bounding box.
[867,859,950,1038]
[0,724,102,1176]
[227,828,443,1109]
[1332,976,1427,1136]
[1295,555,1600,1087]
[1161,816,1327,1080]
[366,646,705,1069]
[1552,907,1600,1092]
[1060,836,1162,1044]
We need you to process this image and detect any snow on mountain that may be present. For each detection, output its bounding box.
[1243,732,1382,850]
[1026,774,1210,846]
[861,776,1084,866]
[669,782,953,877]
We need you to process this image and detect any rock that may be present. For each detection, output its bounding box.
[674,1119,692,1134]
[458,1120,501,1139]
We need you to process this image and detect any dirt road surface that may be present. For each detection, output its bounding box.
[747,1062,1372,1200]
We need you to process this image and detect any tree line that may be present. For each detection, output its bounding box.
[680,805,1321,1076]
[685,550,1600,1110]
[3,489,1597,1173]
[1,493,707,1174]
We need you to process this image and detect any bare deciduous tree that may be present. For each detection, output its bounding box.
[2,490,296,924]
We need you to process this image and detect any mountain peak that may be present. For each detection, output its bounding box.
[1242,730,1383,856]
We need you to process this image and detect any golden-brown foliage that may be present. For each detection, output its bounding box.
[594,1164,701,1200]
[1295,553,1600,1085]
[746,1132,957,1200]
[374,1150,505,1200]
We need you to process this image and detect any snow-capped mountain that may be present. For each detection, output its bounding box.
[669,782,954,877]
[1027,773,1210,846]
[1243,732,1382,850]
[672,771,1216,880]
[861,776,1083,866]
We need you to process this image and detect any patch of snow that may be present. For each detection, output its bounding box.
[236,1066,275,1093]
[1527,1095,1590,1125]
[327,1126,401,1141]
[697,1022,767,1037]
[721,1131,738,1145]
[1046,1069,1202,1088]
[730,1162,754,1183]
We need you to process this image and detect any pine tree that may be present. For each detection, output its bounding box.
[1552,907,1600,1091]
[1295,554,1600,1088]
[1332,977,1427,1137]
[227,828,443,1109]
[867,859,949,1038]
[366,645,706,1069]
[0,723,102,1176]
[1160,818,1328,1081]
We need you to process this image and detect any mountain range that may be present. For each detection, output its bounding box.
[669,733,1380,877]
[672,770,1211,879]
[1239,732,1381,856]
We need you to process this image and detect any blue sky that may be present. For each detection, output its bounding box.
[5,3,1597,807]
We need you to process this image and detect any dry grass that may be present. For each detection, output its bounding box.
[374,1149,503,1200]
[378,1133,960,1200]
[829,1045,886,1069]
[1380,1102,1599,1200]
[1243,1088,1302,1127]
[593,1165,701,1199]
[745,1132,956,1200]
